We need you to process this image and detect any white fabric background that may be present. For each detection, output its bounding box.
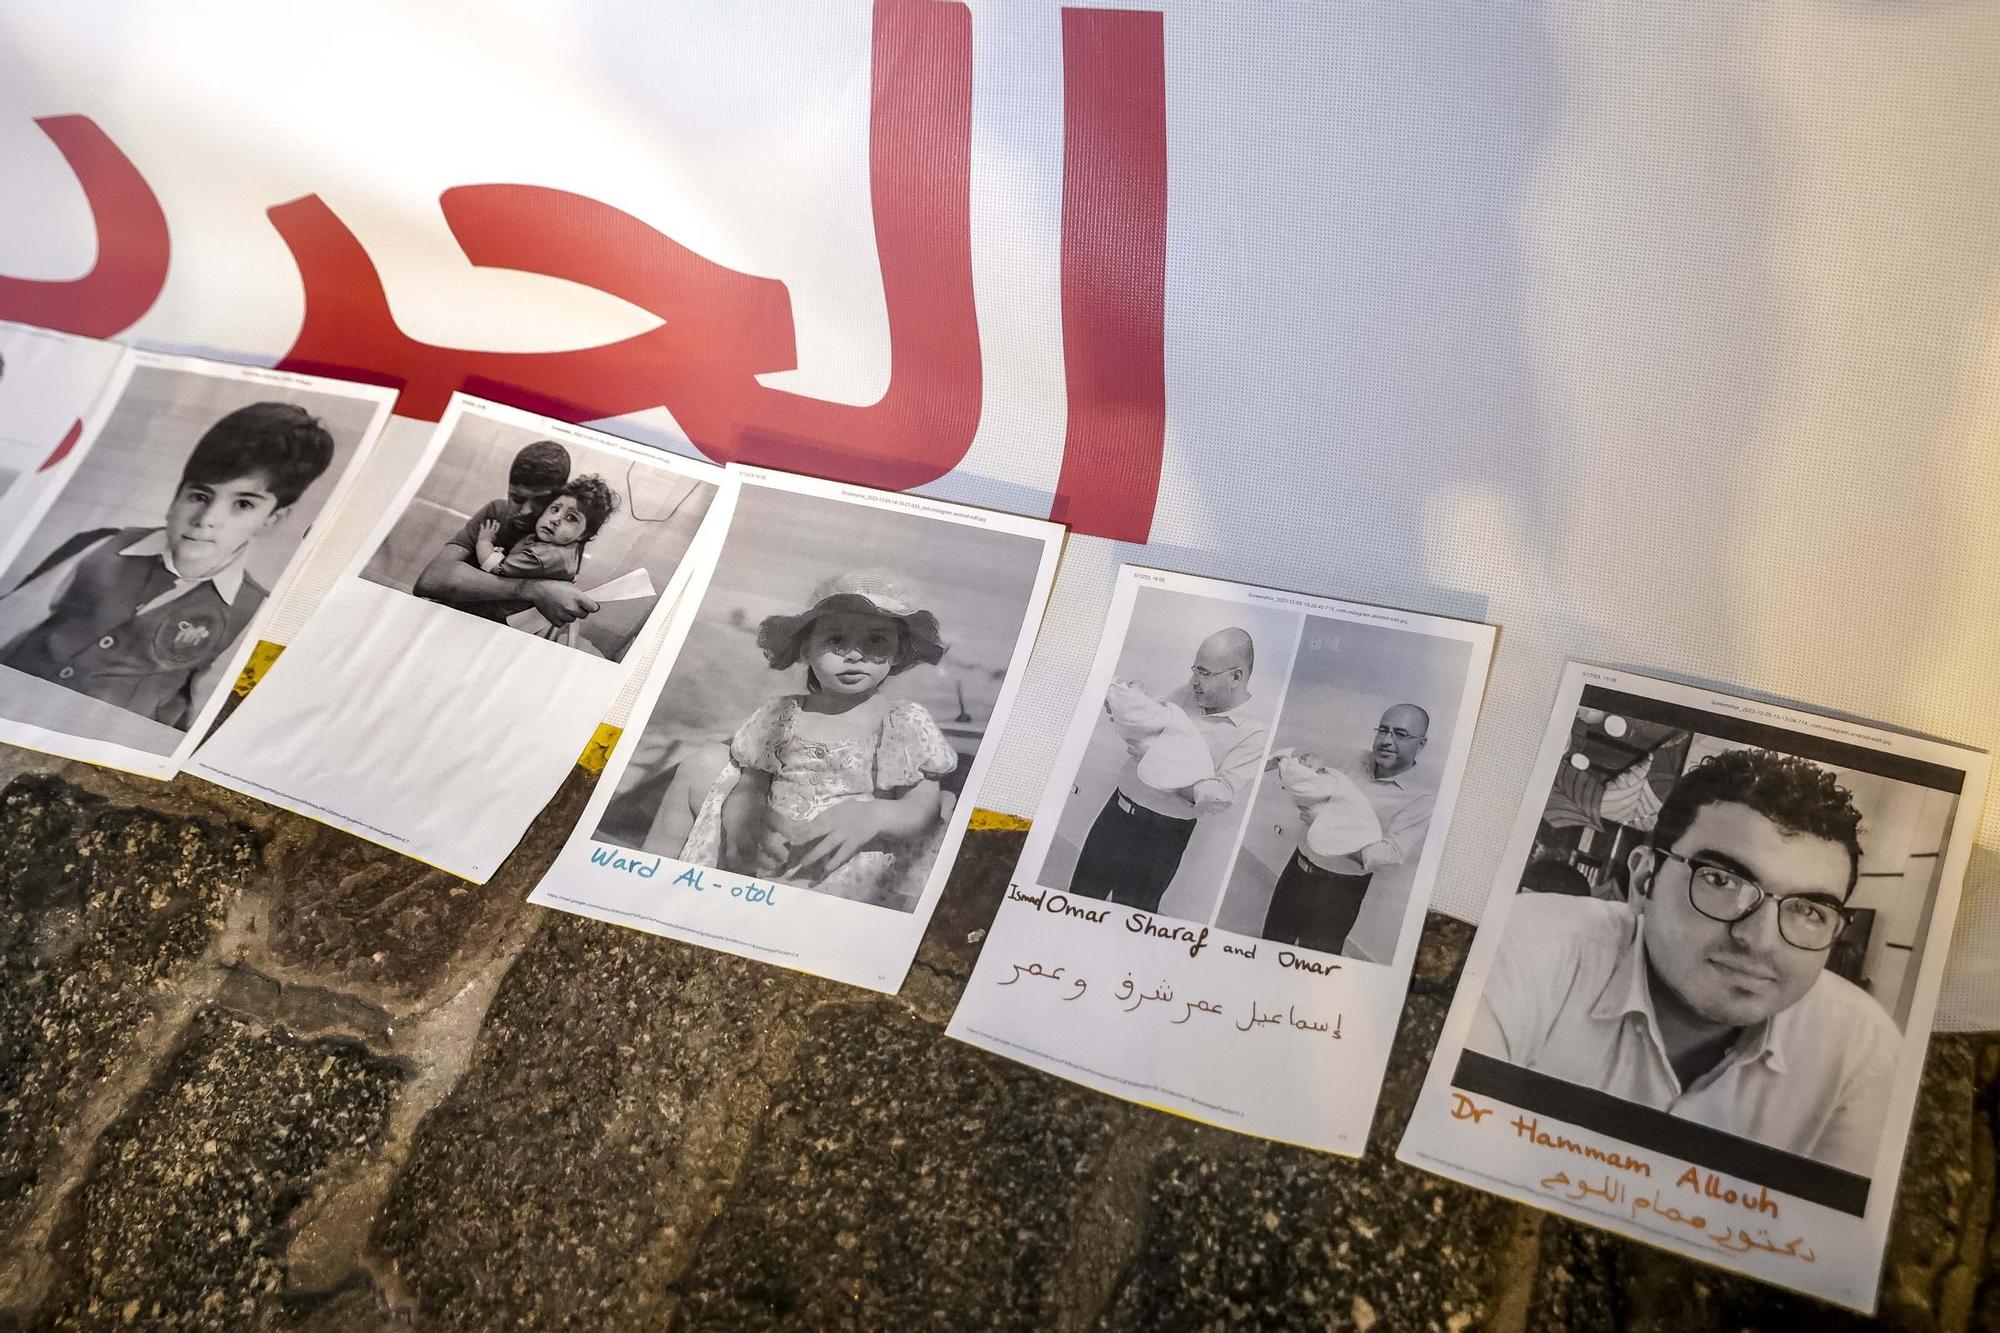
[2,2,1995,1022]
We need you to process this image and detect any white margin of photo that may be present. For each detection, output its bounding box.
[185,392,734,881]
[0,350,397,780]
[945,564,1498,1155]
[0,322,130,536]
[1394,661,1992,1312]
[527,463,1067,994]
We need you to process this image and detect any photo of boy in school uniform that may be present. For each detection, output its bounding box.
[0,402,334,730]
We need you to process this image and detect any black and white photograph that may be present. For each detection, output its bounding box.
[949,566,1497,1155]
[0,351,392,769]
[359,411,713,663]
[1213,614,1475,963]
[1459,686,1961,1190]
[531,468,1063,993]
[1398,664,1989,1311]
[187,395,728,884]
[592,481,1052,913]
[1036,585,1296,924]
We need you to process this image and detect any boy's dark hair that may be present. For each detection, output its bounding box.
[181,402,335,508]
[560,474,620,542]
[1651,747,1864,896]
[511,441,571,492]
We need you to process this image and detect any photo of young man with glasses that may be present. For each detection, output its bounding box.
[1467,745,1900,1175]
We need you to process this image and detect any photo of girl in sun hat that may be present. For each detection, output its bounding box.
[678,568,958,908]
[590,480,1054,916]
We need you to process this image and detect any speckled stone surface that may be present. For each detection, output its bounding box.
[372,915,834,1331]
[1520,1220,1624,1333]
[912,825,1022,981]
[0,764,1994,1332]
[673,1000,1124,1330]
[37,1008,401,1331]
[0,775,257,1236]
[1100,1138,1509,1332]
[260,769,593,1002]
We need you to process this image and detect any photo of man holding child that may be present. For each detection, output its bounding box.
[591,483,1049,912]
[359,413,715,663]
[1213,614,1473,963]
[1038,587,1295,925]
[0,360,382,756]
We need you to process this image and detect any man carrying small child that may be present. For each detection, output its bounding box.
[412,438,600,629]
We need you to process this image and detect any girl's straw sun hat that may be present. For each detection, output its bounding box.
[756,569,947,674]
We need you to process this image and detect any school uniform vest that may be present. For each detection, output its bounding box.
[1,526,267,723]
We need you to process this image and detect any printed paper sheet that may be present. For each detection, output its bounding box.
[529,466,1063,993]
[0,321,127,534]
[189,394,727,881]
[1396,663,1990,1311]
[0,350,395,778]
[947,566,1496,1153]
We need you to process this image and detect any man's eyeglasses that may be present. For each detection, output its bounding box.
[1190,665,1241,680]
[1651,849,1852,951]
[1374,725,1425,742]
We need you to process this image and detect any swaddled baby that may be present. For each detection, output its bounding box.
[1276,751,1382,860]
[1105,678,1215,790]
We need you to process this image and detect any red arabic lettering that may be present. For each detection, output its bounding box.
[0,1,1168,540]
[0,115,170,338]
[1053,7,1166,541]
[267,187,786,430]
[273,0,978,495]
[38,418,85,473]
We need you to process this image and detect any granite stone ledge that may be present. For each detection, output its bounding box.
[1976,1043,2000,1331]
[1097,1131,1512,1332]
[372,913,841,1331]
[211,963,395,1048]
[671,999,1126,1331]
[1520,1221,1622,1333]
[913,825,1023,983]
[0,775,259,1240]
[31,1007,402,1331]
[0,798,1990,1332]
[252,767,595,1004]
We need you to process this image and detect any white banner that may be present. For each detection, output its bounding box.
[3,2,1998,1023]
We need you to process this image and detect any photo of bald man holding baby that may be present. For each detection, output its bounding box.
[1259,702,1437,955]
[1066,626,1271,913]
